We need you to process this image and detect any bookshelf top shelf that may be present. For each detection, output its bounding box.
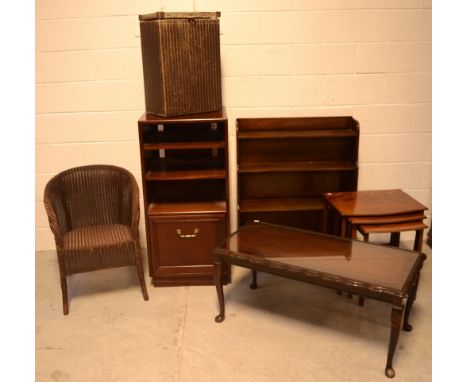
[139,110,227,125]
[238,129,357,140]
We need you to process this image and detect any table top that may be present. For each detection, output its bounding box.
[323,189,428,217]
[215,222,425,300]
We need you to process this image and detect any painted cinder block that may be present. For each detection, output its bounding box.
[36,142,140,174]
[412,103,432,133]
[36,228,57,251]
[356,0,420,9]
[356,43,418,73]
[36,0,160,20]
[222,45,293,76]
[250,77,296,107]
[377,133,432,162]
[358,135,383,163]
[160,0,193,12]
[293,11,386,43]
[220,13,262,45]
[353,105,412,134]
[422,0,432,8]
[222,76,264,107]
[36,17,140,52]
[288,77,324,106]
[36,202,50,229]
[261,12,298,44]
[293,0,356,10]
[384,73,432,103]
[36,48,142,83]
[358,163,409,190]
[194,0,229,12]
[36,111,140,144]
[417,42,432,72]
[293,44,355,74]
[324,75,384,105]
[407,163,432,189]
[36,81,144,113]
[387,10,432,41]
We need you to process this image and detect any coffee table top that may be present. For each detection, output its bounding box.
[323,189,428,217]
[215,222,425,300]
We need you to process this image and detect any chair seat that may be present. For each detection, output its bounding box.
[62,224,136,274]
[64,224,133,250]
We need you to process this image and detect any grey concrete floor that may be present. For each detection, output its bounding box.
[36,242,431,382]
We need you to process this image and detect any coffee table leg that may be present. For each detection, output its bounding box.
[385,305,404,378]
[250,270,258,289]
[390,232,401,247]
[414,229,423,252]
[340,217,348,238]
[403,273,420,332]
[322,204,329,233]
[214,260,225,323]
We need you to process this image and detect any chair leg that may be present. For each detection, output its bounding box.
[363,233,369,242]
[135,249,149,301]
[414,229,424,252]
[60,273,69,315]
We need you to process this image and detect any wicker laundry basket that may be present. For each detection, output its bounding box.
[139,12,222,117]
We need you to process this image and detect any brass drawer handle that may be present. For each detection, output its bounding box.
[176,228,199,239]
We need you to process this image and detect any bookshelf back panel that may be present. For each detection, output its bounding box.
[238,172,357,199]
[238,138,356,164]
[141,122,225,144]
[147,179,226,204]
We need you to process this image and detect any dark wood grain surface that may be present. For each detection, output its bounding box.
[324,189,427,217]
[215,222,422,298]
[237,116,359,231]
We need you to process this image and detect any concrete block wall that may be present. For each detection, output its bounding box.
[36,0,432,250]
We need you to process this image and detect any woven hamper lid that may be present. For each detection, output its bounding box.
[139,12,220,21]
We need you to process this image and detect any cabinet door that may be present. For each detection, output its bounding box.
[148,213,227,285]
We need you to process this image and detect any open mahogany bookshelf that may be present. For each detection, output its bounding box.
[237,117,359,232]
[138,110,230,286]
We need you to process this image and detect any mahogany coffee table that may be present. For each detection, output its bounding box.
[213,221,426,378]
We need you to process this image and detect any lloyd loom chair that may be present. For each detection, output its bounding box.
[43,165,149,315]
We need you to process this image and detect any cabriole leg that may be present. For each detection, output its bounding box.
[385,305,404,378]
[404,273,420,331]
[214,260,225,323]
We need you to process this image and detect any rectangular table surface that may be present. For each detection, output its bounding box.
[215,222,423,300]
[323,189,428,217]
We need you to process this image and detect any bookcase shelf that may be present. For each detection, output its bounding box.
[237,117,359,232]
[143,141,225,150]
[238,161,356,173]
